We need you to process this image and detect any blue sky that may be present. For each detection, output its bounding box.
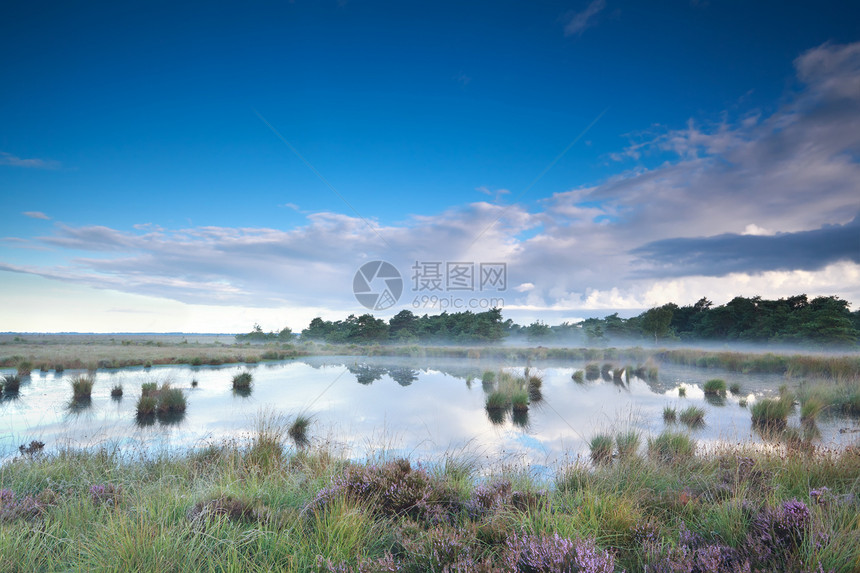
[1,1,859,332]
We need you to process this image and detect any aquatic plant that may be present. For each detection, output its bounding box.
[511,389,530,413]
[232,371,253,390]
[481,370,495,384]
[704,378,727,396]
[70,375,95,401]
[136,383,186,420]
[677,385,687,397]
[751,398,792,431]
[485,390,511,411]
[2,374,21,393]
[589,434,613,465]
[801,396,825,424]
[572,370,585,383]
[663,406,677,423]
[585,363,600,381]
[110,384,123,398]
[135,394,158,419]
[729,382,742,395]
[156,385,187,415]
[679,405,705,427]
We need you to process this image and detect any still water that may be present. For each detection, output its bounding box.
[2,356,857,468]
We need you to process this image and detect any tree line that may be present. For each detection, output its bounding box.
[235,294,859,346]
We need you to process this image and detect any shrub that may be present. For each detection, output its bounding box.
[704,379,727,396]
[70,375,94,401]
[648,431,695,464]
[751,398,791,431]
[589,434,613,465]
[232,371,253,390]
[679,406,705,427]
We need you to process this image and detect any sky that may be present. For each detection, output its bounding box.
[1,1,859,333]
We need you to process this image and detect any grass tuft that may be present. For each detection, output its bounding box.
[589,433,613,465]
[663,406,677,423]
[703,378,727,396]
[70,375,94,401]
[679,405,705,427]
[232,371,253,390]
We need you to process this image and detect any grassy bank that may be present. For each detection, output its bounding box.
[1,428,858,572]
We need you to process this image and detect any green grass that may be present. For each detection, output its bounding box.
[678,405,705,427]
[589,433,614,465]
[703,378,727,396]
[481,370,495,384]
[70,375,94,401]
[729,382,742,395]
[647,430,696,464]
[288,414,313,446]
[2,374,21,393]
[750,397,792,431]
[231,371,253,390]
[485,390,511,411]
[571,370,585,383]
[615,430,640,460]
[0,432,858,572]
[677,385,687,397]
[663,406,677,423]
[110,384,123,398]
[510,389,530,412]
[136,383,186,420]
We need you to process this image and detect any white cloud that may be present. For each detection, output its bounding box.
[1,152,60,169]
[22,211,51,220]
[563,0,606,37]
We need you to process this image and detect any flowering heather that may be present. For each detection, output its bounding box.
[505,532,616,573]
[89,483,122,507]
[0,489,44,522]
[305,459,461,523]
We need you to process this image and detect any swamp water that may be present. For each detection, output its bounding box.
[2,356,857,469]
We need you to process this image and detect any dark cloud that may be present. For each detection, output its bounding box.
[631,215,860,277]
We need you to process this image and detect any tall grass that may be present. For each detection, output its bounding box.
[232,371,253,390]
[589,433,613,465]
[0,435,857,572]
[750,397,792,431]
[679,405,705,427]
[647,430,696,464]
[2,374,21,393]
[70,375,94,401]
[703,378,726,396]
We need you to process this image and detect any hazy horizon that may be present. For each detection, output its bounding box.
[2,2,859,333]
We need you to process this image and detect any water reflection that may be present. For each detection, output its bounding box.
[1,356,855,465]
